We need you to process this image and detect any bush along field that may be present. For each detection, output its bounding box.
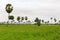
[0,24,60,40]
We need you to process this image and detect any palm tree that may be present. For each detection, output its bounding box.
[17,16,20,24]
[50,17,53,24]
[41,20,44,24]
[25,16,28,20]
[21,17,24,22]
[47,21,49,24]
[54,18,57,22]
[8,15,14,24]
[25,16,28,23]
[34,17,39,23]
[5,4,13,24]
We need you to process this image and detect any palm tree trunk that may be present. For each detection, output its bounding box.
[7,13,10,27]
[8,14,10,24]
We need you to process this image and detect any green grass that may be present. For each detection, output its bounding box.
[0,24,60,40]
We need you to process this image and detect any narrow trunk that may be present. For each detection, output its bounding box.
[8,14,10,24]
[7,13,10,27]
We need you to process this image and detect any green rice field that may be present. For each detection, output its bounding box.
[0,24,60,40]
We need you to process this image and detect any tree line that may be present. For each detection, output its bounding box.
[1,3,60,26]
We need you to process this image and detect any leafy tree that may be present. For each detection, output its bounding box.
[5,4,13,24]
[17,16,20,24]
[34,17,41,26]
[37,19,41,26]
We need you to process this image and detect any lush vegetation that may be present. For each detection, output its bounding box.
[0,24,60,40]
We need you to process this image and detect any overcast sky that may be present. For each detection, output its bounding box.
[0,0,60,22]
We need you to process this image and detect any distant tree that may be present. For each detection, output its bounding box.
[9,15,14,20]
[27,20,31,24]
[45,22,47,24]
[25,16,28,23]
[21,17,24,22]
[37,19,41,26]
[59,20,60,24]
[42,20,44,24]
[17,16,20,24]
[47,21,49,24]
[50,17,53,20]
[34,17,39,22]
[54,18,57,22]
[50,17,53,24]
[25,16,28,20]
[5,4,13,24]
[8,15,14,24]
[34,17,41,26]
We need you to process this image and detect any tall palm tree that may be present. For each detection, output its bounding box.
[5,4,13,24]
[8,15,14,24]
[17,16,20,24]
